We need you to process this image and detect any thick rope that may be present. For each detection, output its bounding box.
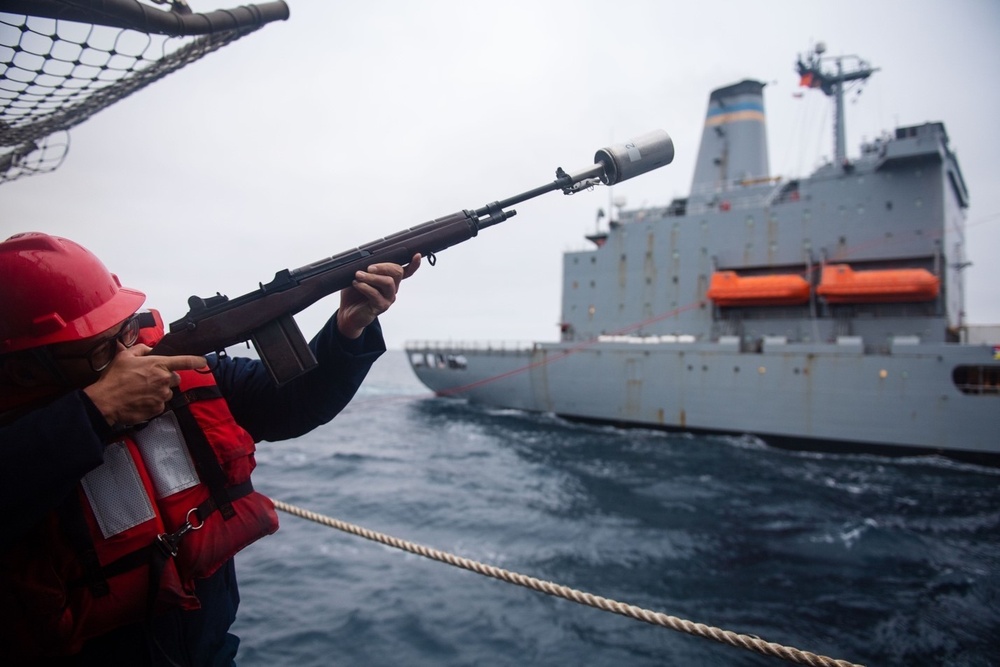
[272,500,863,667]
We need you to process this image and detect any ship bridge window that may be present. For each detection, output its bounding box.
[411,353,468,370]
[952,365,1000,395]
[440,354,467,370]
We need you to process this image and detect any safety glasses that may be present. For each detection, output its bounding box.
[52,314,141,373]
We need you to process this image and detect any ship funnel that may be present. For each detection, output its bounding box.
[690,80,770,198]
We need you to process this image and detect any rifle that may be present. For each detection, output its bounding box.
[151,130,674,385]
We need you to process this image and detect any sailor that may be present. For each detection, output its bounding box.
[0,232,420,665]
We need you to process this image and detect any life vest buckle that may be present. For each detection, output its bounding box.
[155,507,205,558]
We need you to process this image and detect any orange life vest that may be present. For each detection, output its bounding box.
[0,310,279,660]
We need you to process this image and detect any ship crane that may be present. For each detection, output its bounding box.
[796,42,878,166]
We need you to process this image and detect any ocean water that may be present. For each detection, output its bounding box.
[230,351,999,667]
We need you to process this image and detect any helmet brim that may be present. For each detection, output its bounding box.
[2,285,146,354]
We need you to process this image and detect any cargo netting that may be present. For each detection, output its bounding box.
[0,0,288,185]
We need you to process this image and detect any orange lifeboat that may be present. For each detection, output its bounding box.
[707,271,811,307]
[817,264,940,303]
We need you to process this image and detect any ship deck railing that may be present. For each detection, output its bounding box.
[404,341,537,353]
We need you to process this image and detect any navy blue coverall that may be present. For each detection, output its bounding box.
[1,315,384,666]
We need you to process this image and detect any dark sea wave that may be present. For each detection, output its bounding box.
[231,352,1000,666]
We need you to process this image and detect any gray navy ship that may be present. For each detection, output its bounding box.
[406,45,1000,465]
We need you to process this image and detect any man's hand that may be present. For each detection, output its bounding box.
[83,345,208,427]
[336,253,422,339]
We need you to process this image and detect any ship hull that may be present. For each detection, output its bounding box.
[407,340,1000,464]
[408,62,999,465]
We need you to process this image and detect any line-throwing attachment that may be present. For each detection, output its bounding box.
[273,500,863,667]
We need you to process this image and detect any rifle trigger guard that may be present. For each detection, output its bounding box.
[426,252,437,266]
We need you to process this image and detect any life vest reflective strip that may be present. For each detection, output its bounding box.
[153,365,279,581]
[2,438,201,659]
[0,310,279,659]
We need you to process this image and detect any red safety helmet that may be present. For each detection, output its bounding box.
[0,232,146,354]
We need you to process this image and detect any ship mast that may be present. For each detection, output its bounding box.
[796,43,878,165]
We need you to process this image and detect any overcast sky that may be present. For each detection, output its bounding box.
[3,0,999,350]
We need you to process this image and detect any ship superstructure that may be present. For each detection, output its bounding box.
[406,46,998,464]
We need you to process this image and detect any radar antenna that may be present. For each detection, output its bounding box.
[796,42,878,166]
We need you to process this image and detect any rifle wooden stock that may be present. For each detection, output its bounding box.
[151,211,479,385]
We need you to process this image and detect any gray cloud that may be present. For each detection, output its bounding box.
[3,0,998,349]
